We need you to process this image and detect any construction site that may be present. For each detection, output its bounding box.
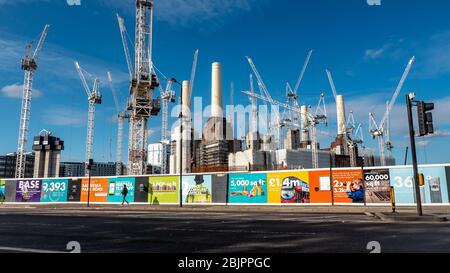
[10,0,418,179]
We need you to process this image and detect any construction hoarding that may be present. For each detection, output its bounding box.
[40,179,68,202]
[108,177,135,203]
[182,175,212,204]
[15,179,42,202]
[228,173,267,204]
[148,176,179,204]
[81,178,108,203]
[363,169,391,204]
[267,171,310,204]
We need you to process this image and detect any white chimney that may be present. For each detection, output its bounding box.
[182,80,191,111]
[211,62,223,118]
[336,94,347,136]
[300,105,310,143]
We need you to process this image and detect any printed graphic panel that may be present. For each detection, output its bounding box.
[107,177,135,203]
[390,166,449,204]
[332,169,364,203]
[134,177,149,203]
[363,169,391,204]
[41,179,69,202]
[182,175,212,204]
[212,174,228,203]
[267,171,310,204]
[228,173,267,204]
[16,179,42,202]
[67,179,81,202]
[81,178,108,203]
[148,176,179,204]
[309,170,333,203]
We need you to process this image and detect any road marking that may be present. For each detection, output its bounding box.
[0,246,66,253]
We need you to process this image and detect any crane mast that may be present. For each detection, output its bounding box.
[369,56,415,166]
[75,61,102,175]
[128,0,160,175]
[107,71,129,176]
[15,24,49,179]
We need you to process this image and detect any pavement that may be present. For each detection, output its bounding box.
[0,204,450,253]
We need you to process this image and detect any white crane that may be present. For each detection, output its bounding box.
[369,56,415,166]
[160,78,176,174]
[282,50,313,130]
[246,56,284,148]
[107,71,129,176]
[304,94,328,168]
[75,61,102,175]
[118,1,160,175]
[15,24,50,179]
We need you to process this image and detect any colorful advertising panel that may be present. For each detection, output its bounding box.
[267,171,310,204]
[81,178,108,203]
[15,179,42,202]
[108,177,135,203]
[134,177,149,203]
[0,180,5,203]
[309,170,333,203]
[332,169,363,203]
[148,176,179,204]
[363,169,391,204]
[40,179,68,203]
[228,173,267,204]
[67,179,81,202]
[390,166,449,204]
[182,175,212,204]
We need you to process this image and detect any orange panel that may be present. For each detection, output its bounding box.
[80,178,109,203]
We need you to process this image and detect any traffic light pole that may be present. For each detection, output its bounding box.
[406,95,423,216]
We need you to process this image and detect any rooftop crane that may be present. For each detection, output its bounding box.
[107,71,130,176]
[369,56,415,166]
[75,61,102,175]
[246,56,284,148]
[15,24,49,179]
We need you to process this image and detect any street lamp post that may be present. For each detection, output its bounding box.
[86,159,93,208]
[172,79,183,208]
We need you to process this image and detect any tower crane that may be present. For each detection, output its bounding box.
[369,56,415,166]
[15,24,49,179]
[122,0,160,175]
[107,71,130,176]
[159,78,176,174]
[75,61,102,175]
[246,56,284,149]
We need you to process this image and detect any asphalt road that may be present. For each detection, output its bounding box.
[0,210,449,253]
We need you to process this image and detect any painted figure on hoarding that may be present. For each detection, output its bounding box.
[346,179,365,203]
[280,176,310,203]
[41,179,69,203]
[229,173,267,203]
[15,179,42,202]
[184,175,212,204]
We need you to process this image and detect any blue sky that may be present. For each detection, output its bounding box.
[1,0,450,165]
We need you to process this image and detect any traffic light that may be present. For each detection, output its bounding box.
[417,101,434,136]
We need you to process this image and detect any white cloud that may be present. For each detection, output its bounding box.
[1,83,42,98]
[365,47,387,60]
[416,141,430,147]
